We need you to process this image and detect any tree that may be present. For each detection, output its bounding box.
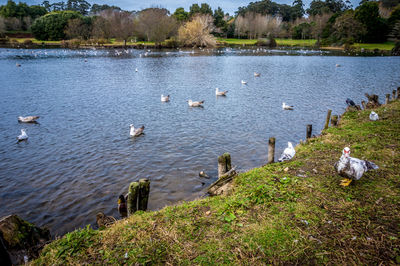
[100,9,134,45]
[200,3,213,15]
[65,17,92,39]
[178,14,216,47]
[332,10,366,43]
[355,1,388,42]
[31,11,82,40]
[91,15,111,39]
[310,13,332,41]
[291,0,305,20]
[66,0,91,15]
[173,7,188,22]
[292,22,312,39]
[137,8,177,44]
[307,0,350,16]
[189,3,200,17]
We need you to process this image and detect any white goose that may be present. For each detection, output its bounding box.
[215,88,228,96]
[17,129,28,141]
[18,116,40,123]
[334,147,379,186]
[130,124,145,137]
[369,111,379,121]
[187,99,204,107]
[278,142,295,162]
[241,80,247,85]
[282,102,294,110]
[161,94,170,102]
[254,72,261,77]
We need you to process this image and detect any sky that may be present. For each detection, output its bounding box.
[0,0,361,15]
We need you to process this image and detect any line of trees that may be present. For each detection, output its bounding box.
[1,0,400,46]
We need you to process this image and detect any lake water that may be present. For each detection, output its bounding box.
[0,47,399,236]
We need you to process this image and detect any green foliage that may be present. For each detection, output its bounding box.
[90,4,121,14]
[66,0,91,15]
[292,22,313,39]
[307,0,351,16]
[173,7,188,22]
[0,0,46,18]
[31,11,82,40]
[355,1,389,43]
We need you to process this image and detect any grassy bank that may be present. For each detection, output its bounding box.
[4,37,395,51]
[33,96,400,265]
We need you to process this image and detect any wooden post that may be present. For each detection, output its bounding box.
[127,181,139,216]
[138,178,150,211]
[306,124,312,139]
[331,115,338,126]
[268,137,275,164]
[218,153,232,178]
[361,100,366,110]
[324,109,332,130]
[385,94,390,104]
[393,90,396,101]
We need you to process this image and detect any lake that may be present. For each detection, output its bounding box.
[0,47,399,236]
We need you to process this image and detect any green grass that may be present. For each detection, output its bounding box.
[32,97,400,265]
[351,42,395,51]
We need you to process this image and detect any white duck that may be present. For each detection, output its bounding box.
[241,80,247,85]
[161,94,170,102]
[254,72,261,77]
[17,129,28,141]
[334,147,379,186]
[278,142,295,162]
[187,99,204,107]
[130,124,145,137]
[369,111,379,121]
[135,68,138,72]
[215,88,228,96]
[18,116,40,123]
[282,102,294,110]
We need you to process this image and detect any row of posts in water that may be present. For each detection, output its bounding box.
[125,87,400,210]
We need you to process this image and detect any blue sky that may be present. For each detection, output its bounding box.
[0,0,361,15]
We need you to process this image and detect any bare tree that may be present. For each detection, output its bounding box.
[310,13,331,41]
[178,14,216,47]
[65,18,91,39]
[101,9,134,45]
[136,8,178,44]
[235,12,282,39]
[91,15,112,39]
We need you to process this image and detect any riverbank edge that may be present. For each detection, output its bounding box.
[0,39,396,56]
[31,92,400,265]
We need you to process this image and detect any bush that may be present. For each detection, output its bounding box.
[163,38,180,48]
[392,41,400,56]
[31,11,82,41]
[255,37,277,48]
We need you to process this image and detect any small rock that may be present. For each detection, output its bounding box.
[284,167,289,172]
[301,219,309,225]
[205,211,211,216]
[312,168,318,174]
[327,220,332,224]
[352,236,357,240]
[366,237,372,241]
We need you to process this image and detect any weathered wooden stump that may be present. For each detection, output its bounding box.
[331,115,338,126]
[218,153,232,178]
[267,137,275,164]
[208,167,237,196]
[127,181,139,216]
[306,124,312,139]
[385,94,390,104]
[138,178,150,211]
[324,109,332,130]
[365,93,381,109]
[0,215,51,265]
